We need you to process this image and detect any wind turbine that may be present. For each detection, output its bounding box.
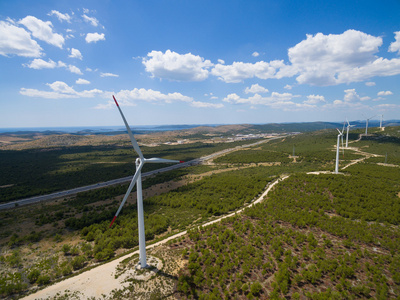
[380,114,384,129]
[365,114,376,136]
[109,95,183,269]
[335,128,344,174]
[345,118,355,148]
[341,122,345,157]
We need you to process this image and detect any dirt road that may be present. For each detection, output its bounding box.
[22,176,288,300]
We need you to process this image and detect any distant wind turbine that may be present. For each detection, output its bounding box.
[335,128,344,174]
[109,95,183,269]
[380,114,384,129]
[341,122,345,157]
[365,114,376,136]
[345,118,355,148]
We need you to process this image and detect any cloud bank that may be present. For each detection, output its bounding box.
[142,30,400,87]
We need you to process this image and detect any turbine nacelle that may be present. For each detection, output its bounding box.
[109,95,183,268]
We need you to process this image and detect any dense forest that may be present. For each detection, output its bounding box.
[0,139,261,203]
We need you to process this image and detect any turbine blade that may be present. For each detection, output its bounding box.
[341,135,344,155]
[109,162,144,227]
[144,158,183,164]
[113,95,144,160]
[336,128,341,135]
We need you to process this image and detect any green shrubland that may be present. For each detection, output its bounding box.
[1,127,399,298]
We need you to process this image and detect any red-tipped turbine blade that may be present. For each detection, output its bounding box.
[179,160,184,163]
[113,95,119,107]
[109,216,117,228]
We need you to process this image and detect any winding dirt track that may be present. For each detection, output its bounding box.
[23,176,288,300]
[23,136,381,299]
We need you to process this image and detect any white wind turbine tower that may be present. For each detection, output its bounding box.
[335,128,344,174]
[365,114,376,136]
[380,114,384,130]
[109,95,183,269]
[345,118,355,148]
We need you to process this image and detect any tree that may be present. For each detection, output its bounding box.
[250,281,262,295]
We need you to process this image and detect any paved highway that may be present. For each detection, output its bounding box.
[0,136,286,210]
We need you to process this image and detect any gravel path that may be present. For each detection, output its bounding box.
[23,176,288,300]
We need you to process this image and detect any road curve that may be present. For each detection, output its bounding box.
[22,175,289,300]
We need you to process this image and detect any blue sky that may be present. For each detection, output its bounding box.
[1,0,399,128]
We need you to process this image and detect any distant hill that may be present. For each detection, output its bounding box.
[1,121,399,150]
[1,120,399,137]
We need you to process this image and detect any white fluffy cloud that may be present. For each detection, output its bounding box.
[389,31,400,54]
[288,30,383,85]
[190,101,224,108]
[223,92,302,109]
[20,81,102,99]
[140,30,400,86]
[76,78,90,84]
[100,72,119,77]
[343,89,370,102]
[365,81,376,86]
[23,58,82,75]
[377,90,393,96]
[24,58,59,69]
[209,30,400,86]
[97,88,222,110]
[48,10,71,23]
[336,57,400,84]
[82,14,99,27]
[304,94,326,105]
[252,51,260,57]
[143,50,213,81]
[68,65,82,75]
[0,20,42,57]
[21,82,203,108]
[211,60,285,83]
[69,48,83,60]
[18,16,64,48]
[114,88,193,104]
[85,32,105,43]
[244,84,269,94]
[330,89,371,108]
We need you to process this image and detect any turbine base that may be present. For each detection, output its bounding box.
[135,262,149,270]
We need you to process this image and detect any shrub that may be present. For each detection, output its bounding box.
[61,265,72,276]
[27,269,41,284]
[61,244,71,255]
[36,274,50,285]
[71,255,86,270]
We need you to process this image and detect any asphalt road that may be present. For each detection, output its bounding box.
[0,159,199,210]
[0,136,285,210]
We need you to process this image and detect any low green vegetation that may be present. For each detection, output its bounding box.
[0,139,261,203]
[0,126,399,298]
[176,162,400,299]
